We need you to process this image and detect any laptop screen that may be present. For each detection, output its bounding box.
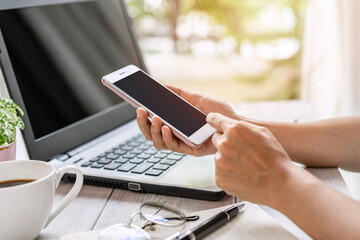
[0,0,146,159]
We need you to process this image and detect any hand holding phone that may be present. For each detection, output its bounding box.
[102,65,216,149]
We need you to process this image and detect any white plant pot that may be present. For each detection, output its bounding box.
[0,140,16,162]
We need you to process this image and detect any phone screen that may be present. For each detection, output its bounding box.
[114,71,207,137]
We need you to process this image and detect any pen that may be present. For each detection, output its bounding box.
[169,203,245,240]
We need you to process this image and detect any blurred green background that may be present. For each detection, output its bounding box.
[125,0,307,102]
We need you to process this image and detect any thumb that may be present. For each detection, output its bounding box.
[206,113,233,132]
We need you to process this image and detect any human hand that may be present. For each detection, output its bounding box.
[136,86,239,156]
[207,112,296,206]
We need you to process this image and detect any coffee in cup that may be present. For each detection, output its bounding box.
[0,179,35,188]
[0,160,83,240]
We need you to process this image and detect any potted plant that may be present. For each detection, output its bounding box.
[0,97,24,161]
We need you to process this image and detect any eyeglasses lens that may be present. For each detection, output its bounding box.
[140,202,185,227]
[98,202,185,240]
[99,224,150,240]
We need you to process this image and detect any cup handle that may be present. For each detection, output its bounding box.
[44,165,84,228]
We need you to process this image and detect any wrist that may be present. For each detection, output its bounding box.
[267,163,320,210]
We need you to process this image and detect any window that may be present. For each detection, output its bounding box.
[126,0,307,102]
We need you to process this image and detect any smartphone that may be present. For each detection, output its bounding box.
[102,65,216,148]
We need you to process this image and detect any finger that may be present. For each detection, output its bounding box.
[214,150,221,161]
[161,126,180,149]
[165,85,181,94]
[161,126,194,155]
[211,132,223,150]
[206,113,234,132]
[166,85,188,97]
[136,108,152,140]
[166,85,200,104]
[151,116,167,149]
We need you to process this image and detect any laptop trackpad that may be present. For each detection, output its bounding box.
[158,155,217,188]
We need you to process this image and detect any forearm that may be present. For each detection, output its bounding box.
[208,112,360,239]
[271,166,360,240]
[246,117,360,170]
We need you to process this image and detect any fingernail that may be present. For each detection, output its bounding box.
[161,128,165,135]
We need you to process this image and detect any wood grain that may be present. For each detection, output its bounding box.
[35,167,350,240]
[36,183,112,240]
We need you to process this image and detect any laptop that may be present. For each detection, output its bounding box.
[0,0,224,200]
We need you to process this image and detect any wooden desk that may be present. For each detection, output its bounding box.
[20,101,349,240]
[36,168,349,240]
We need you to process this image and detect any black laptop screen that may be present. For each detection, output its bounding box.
[0,0,140,139]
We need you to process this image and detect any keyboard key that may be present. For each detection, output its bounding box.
[114,157,129,164]
[130,148,143,155]
[145,169,163,176]
[98,158,112,165]
[154,153,167,159]
[81,161,92,167]
[134,135,146,142]
[144,149,158,155]
[106,153,119,160]
[104,163,121,170]
[123,153,137,159]
[97,153,107,158]
[89,157,99,162]
[117,163,137,172]
[73,158,84,164]
[57,154,70,161]
[160,159,176,165]
[91,163,104,169]
[137,153,151,159]
[144,141,154,146]
[153,164,169,171]
[122,146,134,151]
[135,138,147,144]
[173,152,186,156]
[166,154,183,161]
[114,149,127,155]
[147,157,160,163]
[129,158,144,164]
[160,150,172,154]
[129,141,141,147]
[138,145,151,150]
[131,162,153,174]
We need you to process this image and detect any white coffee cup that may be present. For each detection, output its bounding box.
[0,160,83,240]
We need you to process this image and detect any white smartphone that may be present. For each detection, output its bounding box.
[102,65,216,148]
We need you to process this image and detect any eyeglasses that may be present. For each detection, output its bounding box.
[99,201,199,240]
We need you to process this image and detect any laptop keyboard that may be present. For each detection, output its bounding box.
[80,134,186,177]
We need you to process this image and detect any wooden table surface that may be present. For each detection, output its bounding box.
[17,101,348,240]
[36,167,350,240]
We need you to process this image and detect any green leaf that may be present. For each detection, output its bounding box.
[0,134,6,146]
[0,97,25,144]
[16,116,24,129]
